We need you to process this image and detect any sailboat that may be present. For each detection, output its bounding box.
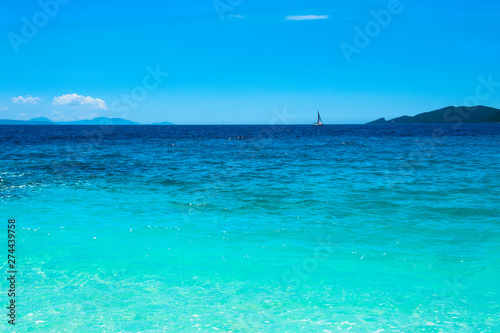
[313,111,324,126]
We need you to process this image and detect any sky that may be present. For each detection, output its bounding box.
[0,0,499,124]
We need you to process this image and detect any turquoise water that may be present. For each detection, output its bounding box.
[1,124,499,332]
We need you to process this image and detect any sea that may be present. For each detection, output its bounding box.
[1,124,499,332]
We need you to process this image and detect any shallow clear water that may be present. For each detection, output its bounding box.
[1,124,499,332]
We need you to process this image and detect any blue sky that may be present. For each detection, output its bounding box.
[1,0,499,124]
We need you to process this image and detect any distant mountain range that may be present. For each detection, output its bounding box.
[0,117,175,125]
[368,106,500,124]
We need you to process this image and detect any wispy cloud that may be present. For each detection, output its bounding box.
[285,15,329,21]
[52,93,108,110]
[0,106,9,111]
[50,109,101,122]
[51,110,72,122]
[18,113,29,120]
[11,95,40,104]
[227,15,243,18]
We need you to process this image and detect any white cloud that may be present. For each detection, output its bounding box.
[285,15,329,21]
[0,106,9,111]
[227,15,243,18]
[11,96,40,104]
[52,93,108,110]
[17,113,29,120]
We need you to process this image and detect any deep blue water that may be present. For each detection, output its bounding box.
[1,124,499,332]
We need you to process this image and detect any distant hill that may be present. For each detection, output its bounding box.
[29,117,53,123]
[486,112,500,123]
[0,117,175,125]
[0,119,54,125]
[151,121,175,125]
[368,106,500,124]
